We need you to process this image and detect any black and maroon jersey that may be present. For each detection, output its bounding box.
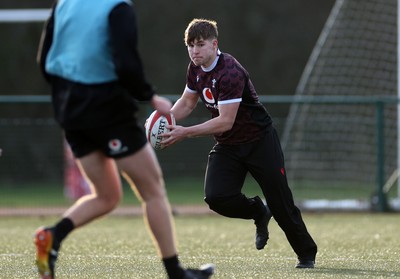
[186,52,272,144]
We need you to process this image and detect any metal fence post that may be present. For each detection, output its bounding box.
[375,101,388,212]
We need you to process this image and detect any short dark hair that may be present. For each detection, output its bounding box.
[184,18,218,45]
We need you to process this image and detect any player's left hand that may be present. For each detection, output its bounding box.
[161,125,186,147]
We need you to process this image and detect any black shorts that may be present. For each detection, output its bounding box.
[65,121,148,159]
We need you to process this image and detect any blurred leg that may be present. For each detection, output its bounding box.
[116,143,177,258]
[63,151,123,227]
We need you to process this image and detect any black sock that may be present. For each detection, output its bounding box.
[52,217,75,247]
[163,255,185,279]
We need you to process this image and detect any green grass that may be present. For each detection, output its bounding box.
[0,178,207,207]
[1,176,395,208]
[0,213,399,278]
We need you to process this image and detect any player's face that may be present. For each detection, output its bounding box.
[187,38,218,68]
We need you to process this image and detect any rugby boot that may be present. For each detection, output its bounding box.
[295,259,315,268]
[254,197,273,250]
[34,227,59,279]
[182,263,215,278]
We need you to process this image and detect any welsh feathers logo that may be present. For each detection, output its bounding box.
[202,88,215,104]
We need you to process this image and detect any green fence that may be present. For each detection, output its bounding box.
[261,95,399,212]
[0,95,398,212]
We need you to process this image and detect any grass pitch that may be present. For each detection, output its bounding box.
[0,213,399,278]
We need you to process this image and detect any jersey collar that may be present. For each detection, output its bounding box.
[201,49,222,72]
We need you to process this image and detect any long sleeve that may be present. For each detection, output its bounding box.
[37,4,56,83]
[109,3,155,101]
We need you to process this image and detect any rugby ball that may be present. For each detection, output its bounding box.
[145,111,175,150]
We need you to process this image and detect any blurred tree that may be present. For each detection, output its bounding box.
[0,0,335,183]
[0,0,334,115]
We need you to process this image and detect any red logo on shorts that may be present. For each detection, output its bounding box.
[108,139,128,155]
[109,139,122,151]
[280,168,285,176]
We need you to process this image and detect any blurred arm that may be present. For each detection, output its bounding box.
[37,3,56,83]
[109,3,155,101]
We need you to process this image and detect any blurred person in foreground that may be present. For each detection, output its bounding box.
[162,18,318,268]
[34,1,214,278]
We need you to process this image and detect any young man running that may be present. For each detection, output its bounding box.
[162,18,318,268]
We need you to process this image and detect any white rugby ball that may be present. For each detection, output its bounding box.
[145,111,175,150]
